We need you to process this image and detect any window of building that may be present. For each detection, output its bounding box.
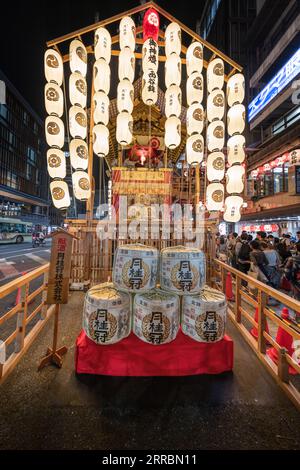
[272,106,300,136]
[0,104,7,120]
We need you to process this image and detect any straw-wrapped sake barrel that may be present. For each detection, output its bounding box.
[160,246,206,295]
[83,283,130,345]
[134,289,180,345]
[113,244,159,293]
[182,286,226,343]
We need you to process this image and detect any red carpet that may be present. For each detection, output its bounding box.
[75,329,234,376]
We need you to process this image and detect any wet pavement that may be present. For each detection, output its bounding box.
[0,291,300,450]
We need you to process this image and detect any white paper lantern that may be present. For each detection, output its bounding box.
[47,149,66,179]
[69,39,87,77]
[289,149,300,165]
[227,73,245,106]
[44,83,63,117]
[207,58,224,93]
[165,84,181,118]
[227,134,246,165]
[206,182,224,211]
[165,53,181,87]
[117,79,134,113]
[94,27,111,63]
[226,165,245,194]
[165,116,181,149]
[44,49,63,86]
[118,47,135,83]
[207,120,225,152]
[142,69,158,106]
[142,38,159,73]
[207,89,225,122]
[70,138,88,170]
[69,106,87,139]
[227,104,246,136]
[116,111,133,146]
[93,124,109,157]
[94,59,110,94]
[186,72,203,106]
[186,41,203,75]
[223,195,243,222]
[165,22,181,57]
[50,180,70,209]
[45,116,65,148]
[72,171,91,201]
[207,152,225,182]
[187,103,204,136]
[119,16,136,51]
[94,91,109,125]
[186,134,204,165]
[69,72,87,108]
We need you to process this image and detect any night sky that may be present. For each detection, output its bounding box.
[0,0,206,117]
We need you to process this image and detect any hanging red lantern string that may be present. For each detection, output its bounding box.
[143,8,160,42]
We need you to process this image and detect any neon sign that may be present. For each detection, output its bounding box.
[248,48,300,121]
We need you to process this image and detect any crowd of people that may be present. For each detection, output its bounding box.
[216,230,300,300]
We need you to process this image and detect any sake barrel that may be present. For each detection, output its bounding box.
[182,286,226,343]
[134,289,180,345]
[83,282,130,345]
[160,245,205,295]
[113,244,159,293]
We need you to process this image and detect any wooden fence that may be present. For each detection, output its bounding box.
[0,264,54,384]
[213,258,300,410]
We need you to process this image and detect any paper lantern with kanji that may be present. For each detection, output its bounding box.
[117,79,134,113]
[165,116,181,149]
[186,41,203,75]
[44,49,63,86]
[142,38,159,73]
[94,27,111,63]
[50,180,70,209]
[45,116,65,148]
[207,89,225,122]
[165,53,181,87]
[69,106,87,139]
[207,58,224,93]
[119,16,136,51]
[227,73,245,107]
[227,104,246,136]
[186,103,204,136]
[206,183,224,211]
[227,134,246,165]
[69,39,87,77]
[223,195,243,223]
[72,171,91,201]
[143,7,159,41]
[70,138,88,170]
[165,22,181,57]
[207,152,225,182]
[94,91,110,125]
[94,59,110,94]
[93,124,109,157]
[186,72,203,106]
[119,47,135,83]
[165,84,181,118]
[47,149,66,179]
[186,134,204,165]
[69,72,87,108]
[116,111,133,146]
[142,69,158,106]
[44,83,63,117]
[226,165,245,194]
[207,120,225,152]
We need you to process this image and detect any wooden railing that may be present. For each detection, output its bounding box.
[213,259,300,410]
[0,264,54,384]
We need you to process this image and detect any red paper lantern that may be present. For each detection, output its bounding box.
[143,8,160,42]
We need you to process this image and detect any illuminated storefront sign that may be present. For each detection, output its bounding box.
[248,48,300,121]
[241,224,279,233]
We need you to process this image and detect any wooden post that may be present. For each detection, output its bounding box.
[257,290,267,354]
[195,163,200,206]
[235,276,241,323]
[86,76,95,221]
[15,282,29,353]
[38,304,68,370]
[278,347,289,383]
[40,271,49,320]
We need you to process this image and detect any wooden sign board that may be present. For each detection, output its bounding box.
[46,230,75,305]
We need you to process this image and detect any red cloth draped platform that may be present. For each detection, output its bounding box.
[75,329,234,376]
